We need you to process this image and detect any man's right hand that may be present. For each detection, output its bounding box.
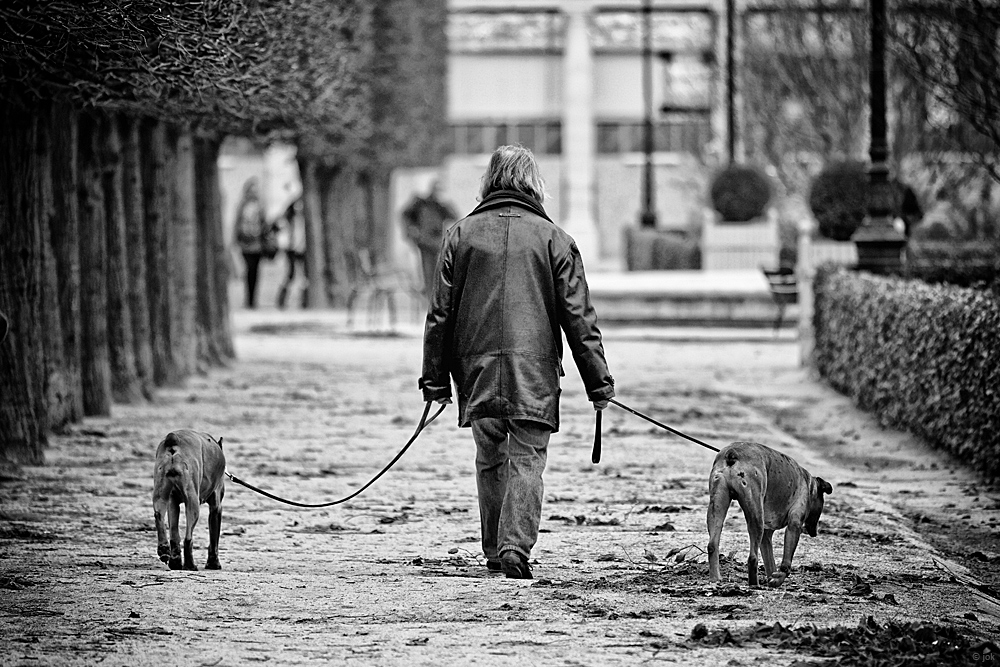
[592,400,609,411]
[437,397,453,406]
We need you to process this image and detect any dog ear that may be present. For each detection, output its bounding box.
[816,477,832,495]
[218,436,224,448]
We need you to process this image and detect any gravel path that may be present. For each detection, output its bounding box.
[2,314,997,665]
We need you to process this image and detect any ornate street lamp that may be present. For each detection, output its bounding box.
[726,0,735,163]
[640,0,657,228]
[853,0,906,272]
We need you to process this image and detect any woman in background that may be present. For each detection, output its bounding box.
[277,198,307,309]
[234,178,267,309]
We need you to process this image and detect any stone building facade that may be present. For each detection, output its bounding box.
[438,0,733,270]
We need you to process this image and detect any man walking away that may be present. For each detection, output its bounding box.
[420,145,615,579]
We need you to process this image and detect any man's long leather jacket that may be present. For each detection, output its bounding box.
[420,190,614,432]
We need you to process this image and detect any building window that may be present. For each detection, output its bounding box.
[449,11,566,54]
[590,9,715,53]
[597,117,710,155]
[466,124,489,154]
[540,122,562,154]
[451,121,562,155]
[511,124,536,149]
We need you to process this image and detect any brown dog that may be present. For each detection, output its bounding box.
[707,441,833,588]
[152,430,226,571]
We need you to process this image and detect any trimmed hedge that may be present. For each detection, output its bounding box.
[905,241,1000,287]
[709,164,772,222]
[814,266,1000,479]
[809,161,868,241]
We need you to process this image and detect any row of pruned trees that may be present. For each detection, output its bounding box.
[0,105,234,464]
[0,0,448,464]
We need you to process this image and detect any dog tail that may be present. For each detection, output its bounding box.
[164,432,182,454]
[161,433,186,478]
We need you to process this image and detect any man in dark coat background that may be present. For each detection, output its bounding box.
[420,145,615,579]
[403,180,457,297]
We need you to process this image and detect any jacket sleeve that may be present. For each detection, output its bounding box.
[554,241,615,402]
[419,232,456,402]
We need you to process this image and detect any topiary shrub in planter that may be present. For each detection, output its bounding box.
[808,160,867,241]
[709,164,773,222]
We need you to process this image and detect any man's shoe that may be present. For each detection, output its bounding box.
[486,559,503,573]
[500,551,532,580]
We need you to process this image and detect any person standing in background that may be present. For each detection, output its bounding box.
[277,198,307,309]
[403,181,456,297]
[234,178,267,309]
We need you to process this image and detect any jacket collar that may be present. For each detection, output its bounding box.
[468,190,552,222]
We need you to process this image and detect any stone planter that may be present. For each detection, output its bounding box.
[700,207,779,270]
[624,227,700,271]
[809,238,858,267]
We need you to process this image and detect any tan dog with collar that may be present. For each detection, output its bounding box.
[707,441,833,588]
[152,430,226,571]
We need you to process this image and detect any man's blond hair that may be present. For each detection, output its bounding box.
[479,144,547,204]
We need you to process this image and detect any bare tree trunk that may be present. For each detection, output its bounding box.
[101,113,143,404]
[49,103,84,423]
[299,157,327,309]
[207,142,234,362]
[172,126,197,377]
[322,165,354,307]
[194,135,219,367]
[121,116,154,399]
[369,167,393,265]
[162,126,183,382]
[358,170,374,252]
[141,119,178,386]
[78,112,113,416]
[38,102,74,432]
[318,165,342,307]
[194,134,233,366]
[0,101,47,464]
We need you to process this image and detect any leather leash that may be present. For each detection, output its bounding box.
[591,397,720,464]
[225,401,446,508]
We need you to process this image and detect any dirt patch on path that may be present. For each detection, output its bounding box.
[1,321,997,665]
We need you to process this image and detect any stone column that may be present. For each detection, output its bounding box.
[561,2,600,268]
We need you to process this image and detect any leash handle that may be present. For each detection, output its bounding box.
[591,409,602,464]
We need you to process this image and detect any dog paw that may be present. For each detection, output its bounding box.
[168,558,182,570]
[183,562,199,572]
[206,559,221,570]
[159,554,170,564]
[768,574,787,588]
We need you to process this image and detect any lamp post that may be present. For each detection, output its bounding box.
[640,0,657,228]
[852,0,905,272]
[726,0,735,163]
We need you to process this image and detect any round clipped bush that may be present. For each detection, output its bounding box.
[709,164,773,222]
[808,160,867,241]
